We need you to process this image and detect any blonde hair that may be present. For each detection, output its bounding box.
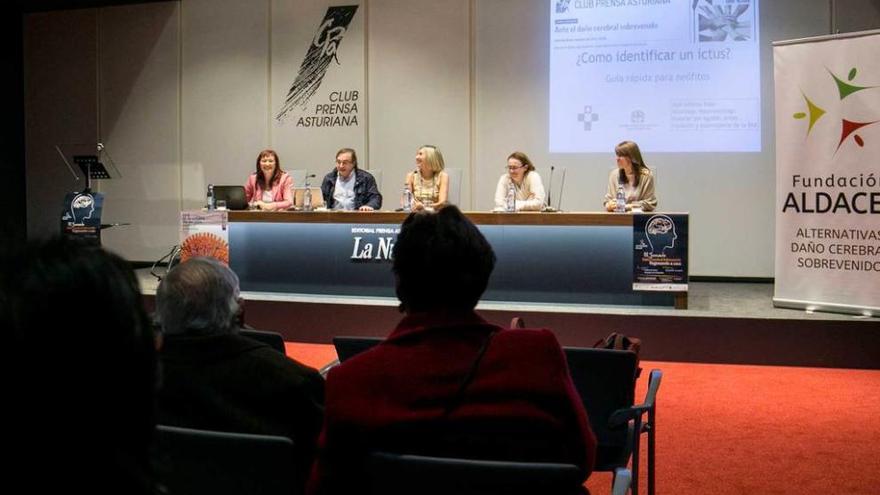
[420,145,445,174]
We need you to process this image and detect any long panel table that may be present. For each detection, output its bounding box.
[227,211,687,308]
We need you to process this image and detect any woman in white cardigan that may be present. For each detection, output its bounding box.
[494,151,546,211]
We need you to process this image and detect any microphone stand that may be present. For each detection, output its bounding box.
[556,168,566,212]
[303,174,316,210]
[543,165,557,212]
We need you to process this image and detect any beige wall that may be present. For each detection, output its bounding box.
[181,0,270,211]
[26,0,870,276]
[98,3,181,260]
[367,0,471,204]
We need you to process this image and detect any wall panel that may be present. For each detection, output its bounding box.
[368,0,471,207]
[181,0,270,209]
[98,2,180,260]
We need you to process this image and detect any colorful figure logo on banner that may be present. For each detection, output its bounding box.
[792,66,879,152]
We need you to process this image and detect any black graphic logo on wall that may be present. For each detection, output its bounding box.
[276,5,359,123]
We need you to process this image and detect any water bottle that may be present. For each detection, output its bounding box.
[505,180,516,212]
[303,185,312,211]
[615,183,626,213]
[206,183,215,210]
[402,186,413,212]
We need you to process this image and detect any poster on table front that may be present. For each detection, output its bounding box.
[773,31,880,315]
[632,213,688,291]
[179,210,229,265]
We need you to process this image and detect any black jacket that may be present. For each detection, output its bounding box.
[158,332,325,484]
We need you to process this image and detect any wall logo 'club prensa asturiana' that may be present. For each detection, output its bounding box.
[276,5,359,122]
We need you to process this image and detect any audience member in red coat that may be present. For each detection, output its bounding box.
[307,205,597,495]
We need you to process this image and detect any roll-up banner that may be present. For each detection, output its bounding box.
[772,30,880,316]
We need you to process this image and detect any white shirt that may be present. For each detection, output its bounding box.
[333,170,356,210]
[494,172,546,211]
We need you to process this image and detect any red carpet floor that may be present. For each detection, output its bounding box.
[285,343,880,494]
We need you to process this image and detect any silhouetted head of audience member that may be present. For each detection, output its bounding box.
[0,237,157,493]
[155,257,241,336]
[393,205,496,313]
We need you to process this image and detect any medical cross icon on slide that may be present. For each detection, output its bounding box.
[578,105,599,131]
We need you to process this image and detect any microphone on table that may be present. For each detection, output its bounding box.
[543,166,558,212]
[556,168,566,212]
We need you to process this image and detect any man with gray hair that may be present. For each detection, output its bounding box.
[155,257,324,485]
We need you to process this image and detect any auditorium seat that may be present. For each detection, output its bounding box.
[329,337,660,494]
[366,451,588,495]
[239,327,286,354]
[332,335,382,363]
[563,347,662,495]
[154,424,299,495]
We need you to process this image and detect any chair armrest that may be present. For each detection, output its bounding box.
[319,358,340,378]
[641,369,663,408]
[612,468,632,495]
[608,369,663,428]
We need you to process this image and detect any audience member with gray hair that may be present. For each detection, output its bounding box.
[156,256,242,336]
[155,257,324,487]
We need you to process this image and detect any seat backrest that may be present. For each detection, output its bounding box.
[239,328,286,354]
[563,347,637,469]
[445,168,463,206]
[333,336,382,362]
[366,451,584,495]
[154,424,298,495]
[535,167,567,210]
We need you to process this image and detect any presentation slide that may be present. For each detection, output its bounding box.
[549,0,761,153]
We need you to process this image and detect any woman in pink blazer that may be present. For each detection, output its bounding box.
[244,149,293,210]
